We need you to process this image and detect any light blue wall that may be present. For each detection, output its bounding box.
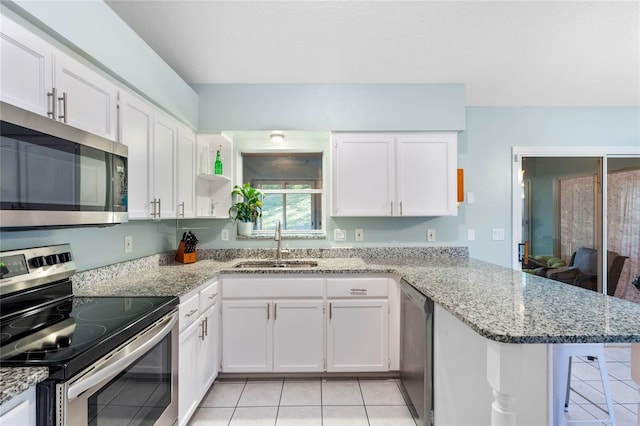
[3,0,199,128]
[1,106,637,270]
[195,84,466,132]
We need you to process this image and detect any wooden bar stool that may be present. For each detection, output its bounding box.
[553,343,616,425]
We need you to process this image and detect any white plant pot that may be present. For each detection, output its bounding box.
[237,221,254,236]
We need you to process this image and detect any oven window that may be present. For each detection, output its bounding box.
[87,336,172,425]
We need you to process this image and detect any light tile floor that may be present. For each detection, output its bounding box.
[188,346,638,426]
[565,345,638,425]
[187,377,417,426]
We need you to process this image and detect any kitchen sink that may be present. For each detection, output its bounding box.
[233,260,319,269]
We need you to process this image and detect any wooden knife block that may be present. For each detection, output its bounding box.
[176,241,196,264]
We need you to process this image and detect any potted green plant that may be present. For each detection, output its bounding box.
[229,182,263,236]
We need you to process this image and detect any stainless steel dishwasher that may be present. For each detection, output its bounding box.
[399,279,434,426]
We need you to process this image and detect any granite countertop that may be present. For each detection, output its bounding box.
[73,255,640,345]
[0,367,48,405]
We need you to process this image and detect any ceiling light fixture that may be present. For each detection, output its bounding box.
[270,131,285,143]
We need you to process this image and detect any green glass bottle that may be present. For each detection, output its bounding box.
[214,146,223,175]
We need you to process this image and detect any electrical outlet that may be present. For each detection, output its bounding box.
[124,236,132,253]
[492,228,505,241]
[334,228,346,241]
[355,228,364,241]
[467,229,475,241]
[427,229,436,242]
[221,229,229,241]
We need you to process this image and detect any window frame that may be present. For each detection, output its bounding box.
[236,147,328,237]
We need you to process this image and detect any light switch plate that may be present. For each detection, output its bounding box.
[334,229,346,241]
[492,228,505,241]
[355,228,364,241]
[427,229,436,242]
[467,192,475,204]
[124,236,132,253]
[221,229,229,241]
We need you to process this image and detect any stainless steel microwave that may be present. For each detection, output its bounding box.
[0,102,128,228]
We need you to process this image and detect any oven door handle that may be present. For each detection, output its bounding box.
[67,310,178,401]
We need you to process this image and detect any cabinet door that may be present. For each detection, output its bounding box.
[396,133,457,216]
[222,301,272,372]
[119,93,153,219]
[178,318,201,425]
[54,52,118,140]
[0,14,52,116]
[327,299,389,372]
[332,134,395,216]
[177,125,196,218]
[200,304,218,393]
[0,387,36,426]
[273,300,324,372]
[152,113,178,218]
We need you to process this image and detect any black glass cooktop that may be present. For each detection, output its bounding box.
[0,295,178,380]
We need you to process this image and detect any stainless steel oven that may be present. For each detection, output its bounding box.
[59,310,178,426]
[0,244,179,426]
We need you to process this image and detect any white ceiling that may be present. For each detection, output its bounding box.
[105,0,640,107]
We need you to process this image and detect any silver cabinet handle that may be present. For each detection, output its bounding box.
[267,303,270,320]
[150,199,156,218]
[199,318,206,341]
[274,303,277,321]
[390,201,393,215]
[204,316,208,337]
[58,92,68,123]
[47,88,57,119]
[400,201,403,216]
[208,293,217,300]
[184,308,198,318]
[329,302,332,320]
[157,198,161,218]
[179,202,185,217]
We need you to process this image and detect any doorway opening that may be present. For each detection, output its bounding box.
[512,147,640,301]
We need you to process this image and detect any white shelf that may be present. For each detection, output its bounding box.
[197,173,231,183]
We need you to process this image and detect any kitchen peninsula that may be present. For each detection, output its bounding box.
[5,248,640,425]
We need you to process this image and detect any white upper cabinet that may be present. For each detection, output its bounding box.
[177,125,197,219]
[119,92,153,219]
[0,14,52,116]
[53,52,118,140]
[0,14,118,140]
[151,111,178,219]
[120,92,181,220]
[332,132,458,217]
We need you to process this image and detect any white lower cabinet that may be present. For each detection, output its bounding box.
[220,275,397,374]
[0,387,36,426]
[326,299,389,372]
[178,279,219,426]
[222,300,324,373]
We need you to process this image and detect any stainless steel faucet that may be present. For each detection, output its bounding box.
[275,219,283,261]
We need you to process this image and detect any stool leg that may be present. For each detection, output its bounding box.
[565,356,573,410]
[596,354,616,425]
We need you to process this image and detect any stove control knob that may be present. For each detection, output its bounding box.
[58,252,72,263]
[45,255,58,265]
[29,256,47,268]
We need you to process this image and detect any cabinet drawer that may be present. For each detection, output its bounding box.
[222,278,324,298]
[199,280,219,312]
[326,278,389,298]
[179,292,200,331]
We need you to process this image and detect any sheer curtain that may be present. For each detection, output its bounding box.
[558,175,595,264]
[608,169,640,302]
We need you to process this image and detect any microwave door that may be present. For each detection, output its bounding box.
[79,145,109,212]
